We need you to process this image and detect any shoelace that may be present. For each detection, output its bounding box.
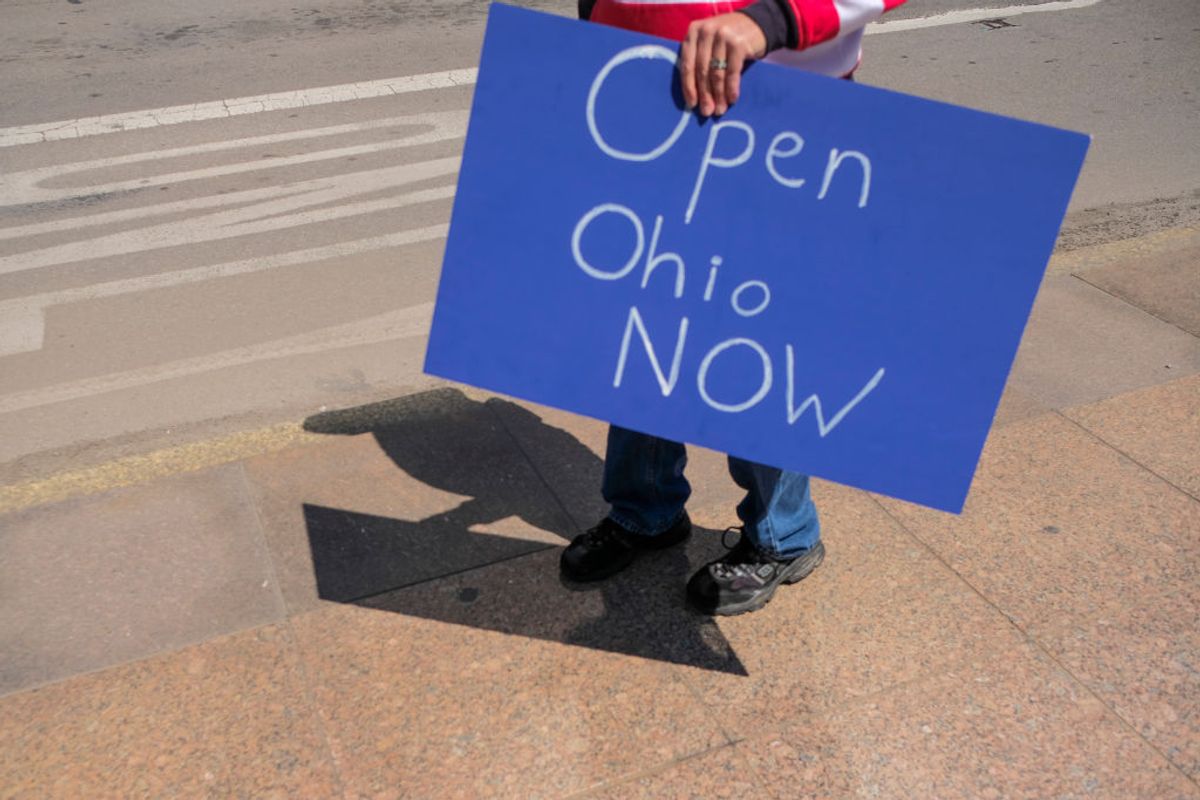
[583,522,623,548]
[711,527,772,580]
[720,525,743,550]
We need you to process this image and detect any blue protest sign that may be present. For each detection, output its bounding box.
[424,4,1089,513]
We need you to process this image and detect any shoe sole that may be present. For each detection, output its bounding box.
[707,542,826,617]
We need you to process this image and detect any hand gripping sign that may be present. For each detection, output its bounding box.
[424,4,1089,513]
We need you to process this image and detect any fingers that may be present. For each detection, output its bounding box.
[725,45,747,110]
[709,38,729,116]
[693,23,716,117]
[680,14,765,118]
[679,26,698,109]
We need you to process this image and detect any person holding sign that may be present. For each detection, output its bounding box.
[560,0,907,615]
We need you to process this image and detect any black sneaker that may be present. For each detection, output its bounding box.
[687,530,825,616]
[560,513,692,582]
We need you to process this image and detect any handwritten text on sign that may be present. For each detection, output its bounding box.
[424,5,1089,512]
[577,44,883,433]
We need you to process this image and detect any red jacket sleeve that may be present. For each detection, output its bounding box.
[745,0,907,52]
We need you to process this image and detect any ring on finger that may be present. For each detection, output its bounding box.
[709,57,728,71]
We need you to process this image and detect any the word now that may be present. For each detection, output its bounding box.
[613,305,885,437]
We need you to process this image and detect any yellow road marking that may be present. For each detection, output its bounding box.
[1050,225,1200,275]
[0,423,323,515]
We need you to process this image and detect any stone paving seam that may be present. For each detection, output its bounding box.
[581,676,743,799]
[0,622,348,798]
[1018,585,1200,785]
[1024,644,1200,795]
[866,484,1200,792]
[234,460,350,796]
[672,658,740,747]
[1054,406,1200,506]
[0,465,292,699]
[866,407,1200,620]
[275,620,352,800]
[705,628,1036,751]
[485,397,589,536]
[866,491,1024,627]
[557,663,1138,800]
[1072,271,1200,343]
[0,613,299,703]
[559,740,744,800]
[233,460,290,623]
[704,640,1200,799]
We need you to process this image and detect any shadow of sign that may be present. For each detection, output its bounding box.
[302,389,747,675]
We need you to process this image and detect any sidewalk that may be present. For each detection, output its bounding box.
[2,229,1198,798]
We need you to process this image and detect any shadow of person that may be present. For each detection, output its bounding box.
[301,387,746,675]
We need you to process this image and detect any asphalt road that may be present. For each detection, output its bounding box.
[1,0,1198,481]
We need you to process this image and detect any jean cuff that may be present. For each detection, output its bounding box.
[748,527,820,560]
[607,509,686,537]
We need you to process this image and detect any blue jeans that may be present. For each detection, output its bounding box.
[602,425,820,559]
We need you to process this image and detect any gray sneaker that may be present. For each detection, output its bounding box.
[687,530,824,616]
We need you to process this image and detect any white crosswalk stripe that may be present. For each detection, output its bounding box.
[0,97,464,424]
